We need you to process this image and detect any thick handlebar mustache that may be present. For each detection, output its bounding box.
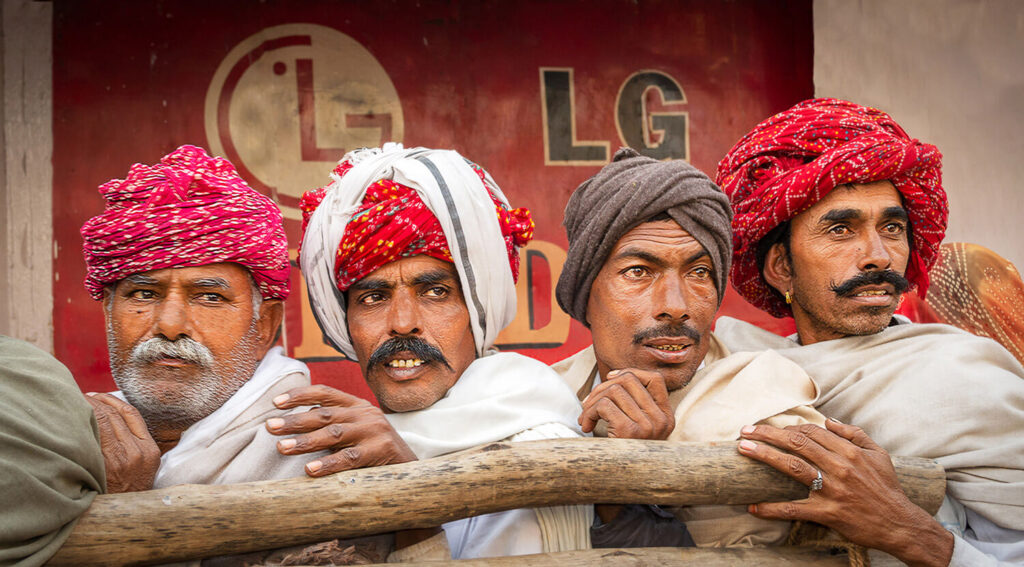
[830,270,910,297]
[368,336,453,371]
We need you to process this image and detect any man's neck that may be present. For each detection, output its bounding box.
[793,317,902,346]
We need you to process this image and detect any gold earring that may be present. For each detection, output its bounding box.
[785,291,792,304]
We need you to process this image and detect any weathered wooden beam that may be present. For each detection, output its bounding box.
[50,438,945,566]
[385,546,853,566]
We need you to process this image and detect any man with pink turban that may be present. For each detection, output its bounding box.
[714,99,1024,565]
[266,144,593,560]
[79,145,323,495]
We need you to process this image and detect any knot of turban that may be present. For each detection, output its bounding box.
[716,98,948,318]
[81,145,291,300]
[299,144,534,360]
[556,147,733,325]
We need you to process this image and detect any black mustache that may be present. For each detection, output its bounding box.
[632,321,702,346]
[830,270,910,297]
[367,336,452,371]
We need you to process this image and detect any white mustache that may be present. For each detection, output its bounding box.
[130,337,215,367]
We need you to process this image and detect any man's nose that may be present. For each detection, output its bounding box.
[387,290,422,336]
[858,231,894,272]
[652,274,689,321]
[152,294,192,340]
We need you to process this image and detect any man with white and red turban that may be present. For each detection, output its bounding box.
[79,145,323,496]
[713,99,1024,565]
[266,144,593,560]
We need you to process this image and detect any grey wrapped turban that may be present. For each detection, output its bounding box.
[556,148,733,325]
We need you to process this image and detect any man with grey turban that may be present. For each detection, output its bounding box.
[552,147,827,548]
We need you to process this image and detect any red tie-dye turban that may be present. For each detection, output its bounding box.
[81,145,291,300]
[716,98,948,318]
[299,157,533,293]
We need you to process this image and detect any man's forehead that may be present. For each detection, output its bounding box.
[609,220,704,256]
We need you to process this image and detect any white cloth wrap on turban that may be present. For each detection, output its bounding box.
[300,144,517,360]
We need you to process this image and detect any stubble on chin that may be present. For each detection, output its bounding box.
[106,324,262,432]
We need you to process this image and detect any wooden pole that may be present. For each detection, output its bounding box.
[50,439,945,566]
[387,546,854,566]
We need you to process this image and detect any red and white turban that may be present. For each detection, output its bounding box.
[299,144,534,360]
[81,145,291,300]
[716,98,948,318]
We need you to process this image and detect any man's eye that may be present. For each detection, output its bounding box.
[197,293,226,302]
[828,225,851,236]
[424,286,449,298]
[128,289,156,300]
[690,266,712,279]
[622,266,650,278]
[359,292,385,305]
[882,222,906,234]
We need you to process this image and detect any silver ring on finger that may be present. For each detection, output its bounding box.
[810,469,824,491]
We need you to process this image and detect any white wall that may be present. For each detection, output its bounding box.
[0,0,53,349]
[815,0,1024,271]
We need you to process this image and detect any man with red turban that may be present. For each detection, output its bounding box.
[268,144,593,560]
[715,99,1024,565]
[80,145,322,495]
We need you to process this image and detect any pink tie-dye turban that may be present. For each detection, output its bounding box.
[81,145,291,300]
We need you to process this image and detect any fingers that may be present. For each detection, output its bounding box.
[266,405,371,436]
[582,381,648,426]
[90,393,151,440]
[276,420,378,456]
[85,396,120,443]
[84,393,160,493]
[739,423,844,472]
[579,395,631,434]
[303,438,397,477]
[586,370,670,413]
[579,371,673,439]
[272,385,370,410]
[825,418,884,452]
[86,393,137,442]
[606,369,671,408]
[748,500,825,525]
[737,436,821,487]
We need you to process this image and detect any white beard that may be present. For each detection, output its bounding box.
[107,322,262,431]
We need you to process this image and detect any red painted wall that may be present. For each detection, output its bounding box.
[52,0,811,397]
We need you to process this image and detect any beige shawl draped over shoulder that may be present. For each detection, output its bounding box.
[715,316,1024,532]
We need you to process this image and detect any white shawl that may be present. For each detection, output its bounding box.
[386,351,593,558]
[299,144,518,360]
[136,347,315,488]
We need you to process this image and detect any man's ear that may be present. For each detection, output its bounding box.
[762,242,793,297]
[255,299,285,356]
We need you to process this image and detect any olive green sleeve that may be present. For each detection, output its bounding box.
[0,336,105,567]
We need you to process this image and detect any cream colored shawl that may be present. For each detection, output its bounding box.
[715,316,1024,532]
[553,333,825,547]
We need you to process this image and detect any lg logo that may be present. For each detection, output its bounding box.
[204,24,403,220]
[540,68,689,165]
